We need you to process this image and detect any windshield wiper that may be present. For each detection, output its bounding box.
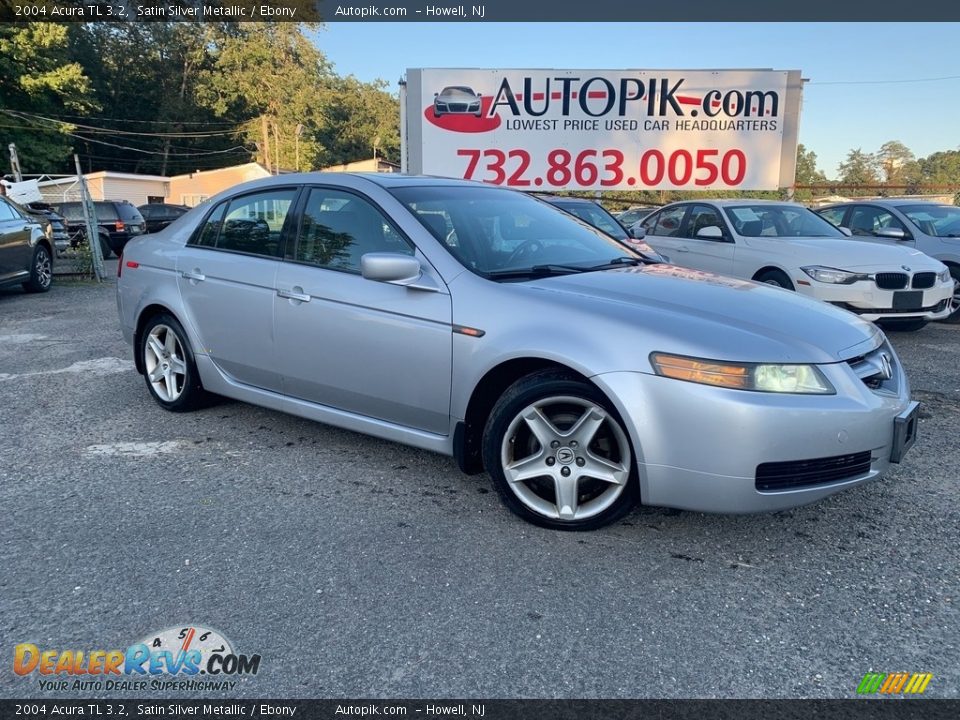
[588,256,645,269]
[487,257,646,280]
[487,264,588,279]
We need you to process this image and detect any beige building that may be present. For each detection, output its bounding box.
[36,159,399,209]
[167,162,274,207]
[322,158,400,174]
[37,171,169,206]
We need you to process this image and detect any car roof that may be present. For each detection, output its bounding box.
[535,195,599,206]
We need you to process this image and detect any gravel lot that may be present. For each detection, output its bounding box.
[1,270,957,699]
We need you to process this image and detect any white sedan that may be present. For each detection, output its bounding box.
[635,200,954,330]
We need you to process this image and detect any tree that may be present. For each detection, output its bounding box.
[877,140,921,189]
[198,23,334,172]
[920,149,960,187]
[795,143,826,185]
[0,24,94,172]
[837,148,880,193]
[316,76,400,167]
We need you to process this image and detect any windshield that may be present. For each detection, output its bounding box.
[896,204,960,238]
[554,202,629,240]
[390,185,636,277]
[723,204,845,238]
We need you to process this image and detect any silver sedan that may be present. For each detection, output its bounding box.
[116,174,919,530]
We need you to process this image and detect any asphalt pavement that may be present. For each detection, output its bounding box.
[1,271,957,699]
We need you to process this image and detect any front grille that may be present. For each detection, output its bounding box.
[875,272,908,290]
[449,103,468,112]
[912,272,936,289]
[756,451,873,491]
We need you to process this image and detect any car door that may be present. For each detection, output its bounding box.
[640,204,689,261]
[274,186,453,435]
[675,203,736,275]
[0,198,33,282]
[846,204,916,249]
[176,186,300,393]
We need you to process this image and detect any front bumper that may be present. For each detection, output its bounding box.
[798,279,954,322]
[593,346,913,513]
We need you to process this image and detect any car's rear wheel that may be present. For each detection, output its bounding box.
[140,314,206,412]
[943,266,960,324]
[22,244,52,293]
[482,370,638,530]
[97,233,113,260]
[755,269,794,290]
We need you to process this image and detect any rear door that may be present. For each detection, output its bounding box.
[0,198,33,282]
[274,186,453,434]
[176,186,300,393]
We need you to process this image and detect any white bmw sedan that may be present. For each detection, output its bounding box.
[636,200,954,331]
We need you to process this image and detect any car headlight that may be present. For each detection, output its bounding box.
[938,267,952,283]
[801,266,869,284]
[650,353,835,394]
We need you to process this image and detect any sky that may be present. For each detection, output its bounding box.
[313,22,960,177]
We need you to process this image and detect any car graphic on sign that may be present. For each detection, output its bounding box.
[433,86,483,117]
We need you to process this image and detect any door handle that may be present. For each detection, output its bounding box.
[277,287,311,303]
[675,245,690,252]
[181,270,205,282]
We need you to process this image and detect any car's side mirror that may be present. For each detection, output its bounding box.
[695,225,724,239]
[874,227,907,240]
[361,253,441,292]
[838,226,853,237]
[629,226,646,239]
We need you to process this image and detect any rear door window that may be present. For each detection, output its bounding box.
[216,189,297,258]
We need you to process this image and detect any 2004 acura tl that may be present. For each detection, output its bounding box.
[116,174,919,530]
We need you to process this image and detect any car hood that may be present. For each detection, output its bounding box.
[742,236,941,270]
[523,264,881,364]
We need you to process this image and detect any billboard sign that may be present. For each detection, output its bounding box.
[403,69,803,191]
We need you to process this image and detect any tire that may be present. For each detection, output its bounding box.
[139,313,207,412]
[98,233,113,260]
[755,269,794,290]
[878,318,927,332]
[482,369,639,531]
[22,244,53,293]
[943,266,960,324]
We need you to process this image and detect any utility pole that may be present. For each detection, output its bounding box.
[74,154,105,281]
[295,123,303,172]
[273,121,280,175]
[9,143,23,182]
[260,115,271,173]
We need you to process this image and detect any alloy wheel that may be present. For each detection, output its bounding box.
[144,324,188,402]
[500,396,631,522]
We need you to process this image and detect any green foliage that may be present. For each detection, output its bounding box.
[0,24,94,171]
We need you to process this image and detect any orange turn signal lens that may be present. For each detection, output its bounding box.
[650,353,750,390]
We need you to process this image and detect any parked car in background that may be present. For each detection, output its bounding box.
[615,206,660,229]
[22,202,69,255]
[56,200,146,258]
[0,196,53,293]
[118,173,918,530]
[138,203,189,234]
[636,200,953,331]
[814,200,960,322]
[538,195,668,262]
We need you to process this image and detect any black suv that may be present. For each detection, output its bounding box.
[137,203,189,234]
[56,200,146,258]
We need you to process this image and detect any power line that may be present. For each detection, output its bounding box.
[808,74,960,86]
[3,109,244,138]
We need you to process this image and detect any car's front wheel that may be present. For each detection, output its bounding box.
[22,244,52,293]
[755,269,794,290]
[140,314,206,412]
[482,370,638,530]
